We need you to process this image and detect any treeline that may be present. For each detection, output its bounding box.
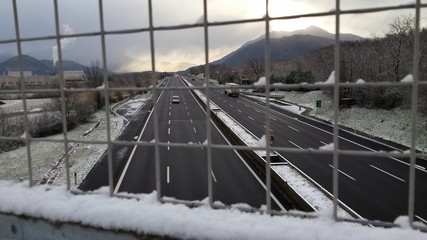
[289,15,427,110]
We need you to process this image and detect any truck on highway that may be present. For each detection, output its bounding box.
[224,82,240,97]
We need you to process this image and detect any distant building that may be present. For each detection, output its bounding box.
[7,71,32,77]
[63,70,85,80]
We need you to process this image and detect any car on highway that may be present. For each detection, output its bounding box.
[171,95,180,103]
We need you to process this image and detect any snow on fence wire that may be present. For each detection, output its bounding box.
[0,0,426,232]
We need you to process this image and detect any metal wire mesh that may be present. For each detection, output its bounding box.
[0,0,426,231]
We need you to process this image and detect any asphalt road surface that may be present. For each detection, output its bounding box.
[188,76,427,223]
[81,77,290,211]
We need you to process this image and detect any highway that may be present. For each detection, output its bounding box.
[81,76,289,211]
[187,76,427,223]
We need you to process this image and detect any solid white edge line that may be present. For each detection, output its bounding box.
[328,164,357,181]
[370,165,406,182]
[276,152,364,218]
[416,215,427,224]
[114,90,165,194]
[239,96,426,172]
[191,90,286,211]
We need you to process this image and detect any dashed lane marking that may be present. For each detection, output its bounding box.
[289,140,302,149]
[167,166,170,184]
[288,125,300,132]
[370,165,406,182]
[328,164,357,181]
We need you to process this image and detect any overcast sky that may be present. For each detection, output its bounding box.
[0,0,420,72]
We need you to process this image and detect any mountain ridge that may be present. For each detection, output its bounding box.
[212,25,362,66]
[0,55,86,75]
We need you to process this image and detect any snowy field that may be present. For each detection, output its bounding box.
[0,96,149,185]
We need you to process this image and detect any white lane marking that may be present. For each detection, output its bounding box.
[167,141,170,151]
[328,164,357,181]
[248,116,255,121]
[168,120,171,125]
[270,117,277,121]
[188,112,190,116]
[320,141,328,145]
[193,127,197,133]
[211,170,217,182]
[370,165,406,182]
[288,125,300,132]
[229,104,234,107]
[388,156,425,171]
[114,89,167,194]
[190,119,193,124]
[237,100,241,103]
[255,109,261,113]
[169,111,171,116]
[245,104,250,107]
[167,166,170,184]
[237,109,242,113]
[289,140,303,149]
[168,128,171,135]
[266,104,427,173]
[416,215,427,224]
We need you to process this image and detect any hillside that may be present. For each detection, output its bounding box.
[0,55,54,75]
[208,26,361,67]
[0,55,86,75]
[41,59,86,71]
[214,34,336,66]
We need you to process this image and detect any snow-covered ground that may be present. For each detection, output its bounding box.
[0,96,148,185]
[275,90,427,151]
[0,181,425,240]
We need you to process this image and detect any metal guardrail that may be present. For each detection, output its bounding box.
[0,0,426,232]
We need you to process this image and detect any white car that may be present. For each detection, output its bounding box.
[171,95,180,103]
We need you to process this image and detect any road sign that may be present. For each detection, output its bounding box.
[316,100,321,108]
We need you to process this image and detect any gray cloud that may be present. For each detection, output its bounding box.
[0,0,421,72]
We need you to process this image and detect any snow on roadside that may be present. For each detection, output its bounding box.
[54,111,124,186]
[0,110,124,185]
[246,95,306,114]
[0,96,151,185]
[277,90,427,151]
[0,181,425,240]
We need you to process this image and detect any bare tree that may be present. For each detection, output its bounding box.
[245,58,265,80]
[387,15,415,82]
[84,60,104,110]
